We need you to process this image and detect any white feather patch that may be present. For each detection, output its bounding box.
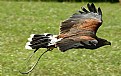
[28,34,35,41]
[48,35,62,46]
[44,33,49,36]
[25,42,32,50]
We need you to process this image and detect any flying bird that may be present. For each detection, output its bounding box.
[20,3,111,74]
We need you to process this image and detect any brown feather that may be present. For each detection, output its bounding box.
[78,19,102,33]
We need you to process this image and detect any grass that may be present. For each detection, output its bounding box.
[1,1,121,76]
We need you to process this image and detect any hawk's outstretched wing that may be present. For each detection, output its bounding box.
[60,3,102,35]
[57,3,103,52]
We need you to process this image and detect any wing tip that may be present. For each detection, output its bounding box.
[81,6,89,13]
[98,7,102,15]
[79,3,102,15]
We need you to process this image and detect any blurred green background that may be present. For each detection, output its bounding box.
[1,0,120,2]
[1,1,121,76]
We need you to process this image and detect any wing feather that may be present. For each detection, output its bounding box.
[60,3,102,35]
[81,7,89,13]
[57,3,104,52]
[98,7,102,15]
[78,10,84,14]
[87,3,93,12]
[91,3,97,13]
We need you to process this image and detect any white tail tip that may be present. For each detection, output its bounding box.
[25,42,32,50]
[27,34,35,41]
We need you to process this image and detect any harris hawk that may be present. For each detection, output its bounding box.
[20,3,111,74]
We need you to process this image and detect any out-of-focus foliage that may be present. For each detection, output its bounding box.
[1,2,121,76]
[3,0,119,2]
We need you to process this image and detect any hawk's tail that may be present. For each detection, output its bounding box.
[25,33,59,50]
[21,33,61,74]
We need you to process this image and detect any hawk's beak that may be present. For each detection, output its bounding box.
[105,41,111,46]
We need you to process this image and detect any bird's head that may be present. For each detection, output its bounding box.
[97,38,111,47]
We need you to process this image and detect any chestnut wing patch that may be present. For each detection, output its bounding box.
[60,3,102,35]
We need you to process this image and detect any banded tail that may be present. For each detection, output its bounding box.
[20,33,62,74]
[25,33,61,50]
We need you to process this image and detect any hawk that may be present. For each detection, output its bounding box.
[21,3,111,74]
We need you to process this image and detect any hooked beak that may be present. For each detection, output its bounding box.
[105,41,111,46]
